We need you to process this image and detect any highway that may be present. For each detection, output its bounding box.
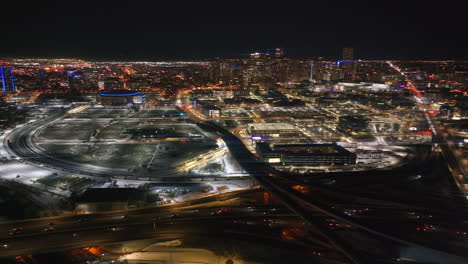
[0,189,352,264]
[0,176,440,264]
[177,68,468,263]
[0,211,301,258]
[292,149,468,216]
[198,121,468,264]
[387,61,467,199]
[1,113,384,263]
[3,91,467,263]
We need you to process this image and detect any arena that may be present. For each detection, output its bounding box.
[97,89,146,106]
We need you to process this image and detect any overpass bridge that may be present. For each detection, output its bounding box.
[199,121,468,264]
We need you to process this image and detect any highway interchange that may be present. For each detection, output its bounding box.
[200,120,468,264]
[1,85,468,263]
[4,110,248,182]
[2,113,467,263]
[0,189,343,263]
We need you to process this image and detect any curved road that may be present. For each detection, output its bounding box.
[5,114,248,182]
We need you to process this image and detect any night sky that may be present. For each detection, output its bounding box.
[2,0,467,60]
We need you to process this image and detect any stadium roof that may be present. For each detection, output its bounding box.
[99,89,142,97]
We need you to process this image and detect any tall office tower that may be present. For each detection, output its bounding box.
[250,52,262,59]
[208,60,221,83]
[0,66,16,93]
[219,61,224,82]
[309,61,314,83]
[342,47,354,61]
[275,47,284,58]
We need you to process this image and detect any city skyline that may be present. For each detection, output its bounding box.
[0,53,467,264]
[0,1,467,264]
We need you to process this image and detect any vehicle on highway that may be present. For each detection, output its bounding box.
[171,213,181,219]
[107,226,124,232]
[10,228,23,236]
[44,226,55,232]
[416,224,436,232]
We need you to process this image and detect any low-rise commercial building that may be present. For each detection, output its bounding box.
[195,101,221,118]
[256,142,356,166]
[248,123,298,137]
[337,115,369,133]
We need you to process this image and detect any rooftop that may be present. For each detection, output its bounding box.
[77,188,146,203]
[258,142,355,156]
[248,123,296,131]
[99,89,142,97]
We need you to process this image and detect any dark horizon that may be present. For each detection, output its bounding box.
[2,0,467,60]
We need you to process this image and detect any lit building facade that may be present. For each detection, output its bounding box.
[256,142,357,166]
[0,66,16,93]
[98,89,146,106]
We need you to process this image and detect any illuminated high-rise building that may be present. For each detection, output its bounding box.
[342,47,354,61]
[275,47,284,58]
[0,66,16,93]
[309,61,314,83]
[250,52,262,59]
